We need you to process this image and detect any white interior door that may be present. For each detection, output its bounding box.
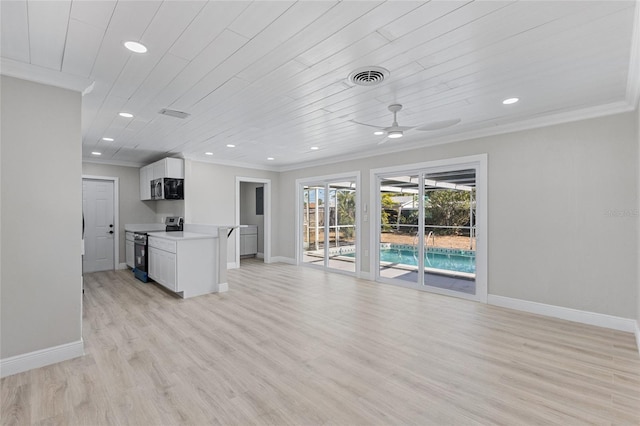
[83,179,115,273]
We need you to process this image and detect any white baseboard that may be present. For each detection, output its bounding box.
[256,252,264,259]
[218,282,229,293]
[270,256,296,265]
[0,340,84,378]
[117,262,128,270]
[635,321,640,354]
[227,262,238,270]
[488,295,636,333]
[358,271,373,281]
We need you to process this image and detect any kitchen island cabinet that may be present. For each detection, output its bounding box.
[147,232,218,298]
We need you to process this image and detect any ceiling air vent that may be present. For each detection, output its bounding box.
[158,108,191,119]
[348,66,389,86]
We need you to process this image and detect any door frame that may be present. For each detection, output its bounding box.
[295,171,361,277]
[235,177,272,266]
[370,154,488,302]
[82,175,120,271]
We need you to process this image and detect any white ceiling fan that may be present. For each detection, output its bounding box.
[351,104,461,144]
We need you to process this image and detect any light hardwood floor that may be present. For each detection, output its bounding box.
[2,259,639,425]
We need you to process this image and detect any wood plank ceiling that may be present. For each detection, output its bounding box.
[1,1,638,170]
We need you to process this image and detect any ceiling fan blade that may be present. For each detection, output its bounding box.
[350,119,384,129]
[416,118,461,131]
[384,125,414,132]
[377,138,388,145]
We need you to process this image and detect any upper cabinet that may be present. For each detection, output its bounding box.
[140,158,184,200]
[140,165,153,200]
[154,158,184,179]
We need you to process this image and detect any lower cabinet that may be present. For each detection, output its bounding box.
[149,247,177,291]
[240,225,258,256]
[148,234,217,298]
[125,232,135,268]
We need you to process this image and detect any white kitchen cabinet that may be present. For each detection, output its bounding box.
[148,233,215,298]
[140,158,184,200]
[153,158,184,180]
[125,232,135,268]
[149,246,177,291]
[240,225,258,256]
[139,165,153,200]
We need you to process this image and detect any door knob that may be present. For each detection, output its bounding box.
[109,230,114,234]
[109,224,114,227]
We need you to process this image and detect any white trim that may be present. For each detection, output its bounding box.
[218,282,229,293]
[256,252,264,259]
[359,271,373,281]
[227,262,238,270]
[235,177,272,268]
[117,262,128,270]
[1,58,93,94]
[82,175,120,271]
[277,101,634,173]
[186,156,279,172]
[488,295,637,333]
[635,321,640,355]
[82,158,142,168]
[626,0,640,109]
[0,340,84,378]
[271,256,296,265]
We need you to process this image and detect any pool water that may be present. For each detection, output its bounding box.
[346,248,475,274]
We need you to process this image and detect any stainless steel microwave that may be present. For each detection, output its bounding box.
[151,178,184,200]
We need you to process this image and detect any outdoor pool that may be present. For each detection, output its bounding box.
[346,248,475,274]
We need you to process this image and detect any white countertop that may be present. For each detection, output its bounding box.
[147,231,217,241]
[125,223,166,233]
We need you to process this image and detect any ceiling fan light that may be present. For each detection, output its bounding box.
[373,131,384,135]
[388,131,403,139]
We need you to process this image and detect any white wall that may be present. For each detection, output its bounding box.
[637,105,640,341]
[1,76,82,359]
[184,160,278,262]
[240,182,265,254]
[278,112,639,319]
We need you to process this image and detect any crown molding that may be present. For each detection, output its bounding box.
[276,100,635,172]
[82,158,144,168]
[83,98,636,173]
[183,155,280,172]
[0,58,93,94]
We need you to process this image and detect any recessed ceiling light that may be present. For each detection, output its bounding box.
[502,97,519,105]
[119,112,133,118]
[205,152,213,156]
[310,146,319,150]
[267,157,275,161]
[102,137,114,142]
[91,151,102,156]
[373,131,384,135]
[226,144,236,148]
[124,41,147,53]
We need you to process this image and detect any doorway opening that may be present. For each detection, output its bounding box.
[235,177,272,268]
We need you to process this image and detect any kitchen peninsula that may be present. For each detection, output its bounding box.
[126,223,241,299]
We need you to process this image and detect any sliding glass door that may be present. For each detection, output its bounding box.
[300,175,358,274]
[375,158,485,301]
